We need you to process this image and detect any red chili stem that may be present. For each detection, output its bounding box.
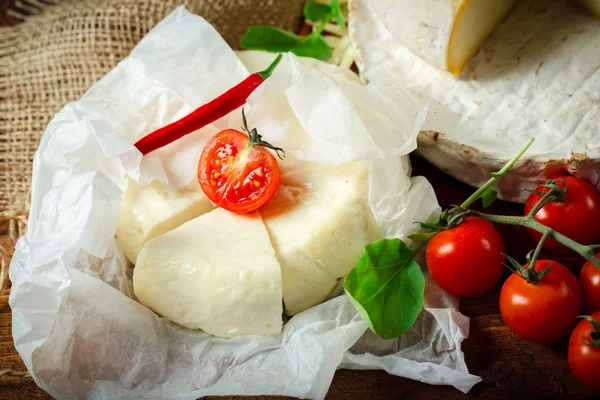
[134,54,282,156]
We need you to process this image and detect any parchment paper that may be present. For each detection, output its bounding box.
[10,6,480,399]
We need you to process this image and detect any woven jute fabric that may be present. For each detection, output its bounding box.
[0,0,306,242]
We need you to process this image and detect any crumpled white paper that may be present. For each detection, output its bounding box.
[9,6,481,399]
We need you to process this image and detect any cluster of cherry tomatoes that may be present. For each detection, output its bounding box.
[425,176,600,392]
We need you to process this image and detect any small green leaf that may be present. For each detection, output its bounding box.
[291,34,332,61]
[240,27,332,62]
[344,238,425,340]
[481,188,498,208]
[331,0,346,27]
[491,171,508,178]
[240,26,304,53]
[303,2,332,23]
[407,232,438,243]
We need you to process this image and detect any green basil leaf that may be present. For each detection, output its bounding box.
[240,26,304,53]
[240,27,331,62]
[481,187,498,208]
[344,238,425,340]
[303,2,332,23]
[291,34,332,61]
[331,0,346,27]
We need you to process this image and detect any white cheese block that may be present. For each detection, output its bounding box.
[133,208,283,338]
[115,179,213,264]
[350,0,600,202]
[579,0,600,18]
[260,159,381,316]
[370,0,516,75]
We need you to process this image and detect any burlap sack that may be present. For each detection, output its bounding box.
[0,0,306,242]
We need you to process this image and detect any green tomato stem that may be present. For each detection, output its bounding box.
[468,210,600,269]
[528,230,550,269]
[459,138,535,209]
[526,189,551,218]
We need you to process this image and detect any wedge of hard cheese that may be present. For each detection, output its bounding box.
[133,208,283,338]
[369,0,516,75]
[115,179,213,264]
[260,159,381,316]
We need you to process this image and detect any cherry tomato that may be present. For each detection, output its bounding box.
[581,255,600,314]
[425,216,505,298]
[500,260,582,344]
[568,312,600,392]
[198,129,280,213]
[524,176,600,253]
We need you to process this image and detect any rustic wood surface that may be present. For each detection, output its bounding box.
[0,1,597,399]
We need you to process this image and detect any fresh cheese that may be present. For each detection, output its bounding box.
[369,0,516,75]
[350,0,600,202]
[115,179,213,264]
[133,208,283,338]
[579,0,600,18]
[260,159,381,316]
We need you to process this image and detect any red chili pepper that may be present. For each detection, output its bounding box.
[134,54,282,156]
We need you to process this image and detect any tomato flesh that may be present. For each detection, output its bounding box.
[425,216,505,298]
[500,260,582,344]
[581,255,600,314]
[568,311,600,392]
[524,176,600,253]
[198,129,280,213]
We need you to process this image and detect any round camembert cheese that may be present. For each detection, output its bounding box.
[350,0,600,202]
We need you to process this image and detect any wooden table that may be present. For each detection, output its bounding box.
[0,0,597,397]
[0,155,596,399]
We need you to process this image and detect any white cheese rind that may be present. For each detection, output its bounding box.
[371,0,516,74]
[260,159,381,316]
[115,179,213,264]
[133,208,283,338]
[350,0,600,202]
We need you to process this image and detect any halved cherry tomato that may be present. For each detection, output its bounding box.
[198,126,282,213]
[500,260,582,344]
[568,312,600,392]
[425,216,505,298]
[524,176,600,253]
[581,254,600,314]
